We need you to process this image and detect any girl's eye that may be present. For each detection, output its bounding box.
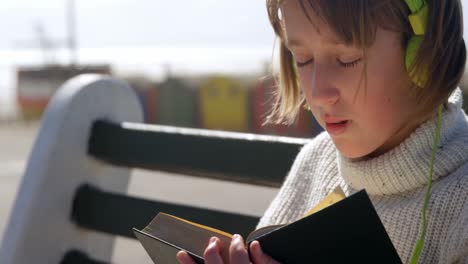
[295,58,314,68]
[295,58,362,68]
[337,58,362,68]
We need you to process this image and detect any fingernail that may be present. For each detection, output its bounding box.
[176,251,186,261]
[235,234,245,245]
[209,237,217,243]
[253,240,262,253]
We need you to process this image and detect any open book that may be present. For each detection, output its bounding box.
[133,188,402,264]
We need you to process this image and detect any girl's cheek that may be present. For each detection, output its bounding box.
[297,74,312,98]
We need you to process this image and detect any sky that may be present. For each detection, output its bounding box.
[0,0,275,50]
[0,0,277,116]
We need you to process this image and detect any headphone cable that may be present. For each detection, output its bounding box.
[409,104,443,264]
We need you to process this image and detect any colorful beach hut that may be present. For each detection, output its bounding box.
[156,77,196,128]
[199,76,250,132]
[16,65,111,120]
[125,77,157,124]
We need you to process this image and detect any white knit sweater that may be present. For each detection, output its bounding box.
[257,89,468,263]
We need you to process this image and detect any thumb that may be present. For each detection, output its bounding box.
[249,241,281,264]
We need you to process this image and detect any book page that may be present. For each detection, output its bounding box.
[302,186,346,217]
[133,229,197,264]
[141,213,232,262]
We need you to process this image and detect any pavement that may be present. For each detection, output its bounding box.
[0,121,279,263]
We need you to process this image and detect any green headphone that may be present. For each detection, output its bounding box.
[405,0,429,87]
[405,1,444,263]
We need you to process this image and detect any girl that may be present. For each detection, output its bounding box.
[177,0,468,263]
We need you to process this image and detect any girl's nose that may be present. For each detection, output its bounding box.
[307,64,340,107]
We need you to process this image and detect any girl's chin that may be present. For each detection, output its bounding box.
[332,139,375,159]
[339,151,370,160]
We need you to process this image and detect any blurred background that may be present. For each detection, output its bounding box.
[0,1,467,263]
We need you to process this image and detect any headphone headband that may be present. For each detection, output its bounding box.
[405,0,428,35]
[409,7,429,35]
[405,0,425,13]
[404,0,429,87]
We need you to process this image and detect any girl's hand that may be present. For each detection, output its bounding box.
[176,234,281,264]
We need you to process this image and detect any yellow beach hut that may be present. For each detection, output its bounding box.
[199,76,250,132]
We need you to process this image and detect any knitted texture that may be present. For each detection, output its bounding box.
[257,89,468,263]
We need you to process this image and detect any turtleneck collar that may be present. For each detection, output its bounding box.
[337,88,468,196]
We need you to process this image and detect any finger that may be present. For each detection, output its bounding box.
[176,251,197,264]
[229,234,250,264]
[249,240,279,264]
[204,237,224,264]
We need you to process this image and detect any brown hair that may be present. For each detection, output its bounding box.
[266,0,466,125]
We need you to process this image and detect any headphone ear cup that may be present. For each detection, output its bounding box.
[405,36,423,71]
[405,35,426,87]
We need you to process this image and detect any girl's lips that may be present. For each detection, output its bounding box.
[325,120,349,135]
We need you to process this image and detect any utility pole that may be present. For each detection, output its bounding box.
[34,22,55,65]
[67,0,78,66]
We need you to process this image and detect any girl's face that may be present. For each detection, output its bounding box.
[282,0,419,159]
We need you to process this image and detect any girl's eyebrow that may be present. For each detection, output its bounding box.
[286,37,344,49]
[285,39,304,49]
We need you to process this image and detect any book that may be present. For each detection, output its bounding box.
[133,188,402,264]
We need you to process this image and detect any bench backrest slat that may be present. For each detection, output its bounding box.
[72,184,260,239]
[60,250,108,264]
[88,120,309,187]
